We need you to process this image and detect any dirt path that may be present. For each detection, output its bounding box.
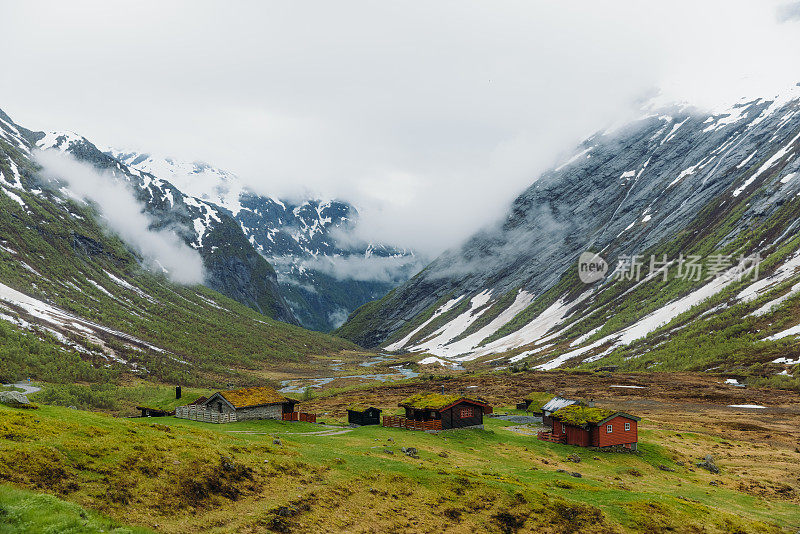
[2,381,41,395]
[226,426,355,437]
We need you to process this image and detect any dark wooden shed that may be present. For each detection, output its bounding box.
[397,393,491,430]
[136,406,174,418]
[347,405,382,426]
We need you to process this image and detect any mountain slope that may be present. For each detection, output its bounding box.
[339,85,800,377]
[107,149,423,331]
[0,108,355,387]
[26,127,297,324]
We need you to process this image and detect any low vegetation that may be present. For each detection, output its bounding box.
[0,485,148,534]
[0,391,797,533]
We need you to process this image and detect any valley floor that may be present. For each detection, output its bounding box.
[0,371,799,533]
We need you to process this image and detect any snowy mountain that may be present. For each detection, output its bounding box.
[339,84,800,376]
[107,149,423,330]
[0,109,353,383]
[20,124,297,324]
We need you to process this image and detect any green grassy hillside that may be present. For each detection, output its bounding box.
[0,401,796,533]
[0,162,357,388]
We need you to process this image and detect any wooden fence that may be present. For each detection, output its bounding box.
[382,415,442,432]
[537,430,566,444]
[175,405,237,424]
[282,412,317,423]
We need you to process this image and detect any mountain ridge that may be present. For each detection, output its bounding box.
[0,110,356,387]
[106,148,424,331]
[338,85,800,378]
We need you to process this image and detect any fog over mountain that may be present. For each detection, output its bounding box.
[3,1,800,257]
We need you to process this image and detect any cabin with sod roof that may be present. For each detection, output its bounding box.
[383,393,492,431]
[175,387,298,423]
[538,405,640,450]
[540,396,579,428]
[347,405,382,426]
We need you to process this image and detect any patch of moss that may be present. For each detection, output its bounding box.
[551,405,616,427]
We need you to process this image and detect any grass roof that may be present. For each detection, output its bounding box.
[399,393,485,410]
[551,405,617,427]
[219,387,290,408]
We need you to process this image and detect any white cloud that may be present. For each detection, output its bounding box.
[3,1,800,256]
[35,151,205,285]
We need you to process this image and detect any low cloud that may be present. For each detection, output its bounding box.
[427,204,567,280]
[327,308,350,329]
[777,2,800,21]
[7,2,800,257]
[35,150,205,285]
[299,255,425,284]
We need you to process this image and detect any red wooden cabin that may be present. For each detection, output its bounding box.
[542,405,640,450]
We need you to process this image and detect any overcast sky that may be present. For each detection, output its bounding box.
[2,1,800,256]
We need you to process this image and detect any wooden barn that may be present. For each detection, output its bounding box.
[539,405,640,450]
[176,386,298,423]
[384,393,492,431]
[347,404,382,426]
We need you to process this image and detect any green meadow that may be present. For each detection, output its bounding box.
[0,400,796,533]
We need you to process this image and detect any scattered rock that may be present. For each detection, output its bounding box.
[592,456,601,461]
[566,454,581,463]
[273,438,282,446]
[658,464,675,472]
[401,447,419,459]
[710,480,719,487]
[384,449,394,455]
[438,452,448,458]
[571,472,582,478]
[676,461,685,466]
[696,455,719,474]
[220,456,236,471]
[556,469,567,473]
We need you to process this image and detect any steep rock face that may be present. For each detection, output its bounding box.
[108,149,422,331]
[19,122,297,324]
[340,86,800,374]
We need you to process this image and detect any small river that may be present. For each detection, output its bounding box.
[278,354,419,394]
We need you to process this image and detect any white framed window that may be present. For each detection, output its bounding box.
[625,422,631,431]
[561,423,565,433]
[459,406,473,418]
[606,424,613,433]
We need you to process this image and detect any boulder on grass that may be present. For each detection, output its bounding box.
[0,391,33,408]
[696,455,719,474]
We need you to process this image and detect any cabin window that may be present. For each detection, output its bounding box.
[218,402,223,413]
[606,424,613,433]
[459,407,473,418]
[561,423,565,433]
[625,422,631,431]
